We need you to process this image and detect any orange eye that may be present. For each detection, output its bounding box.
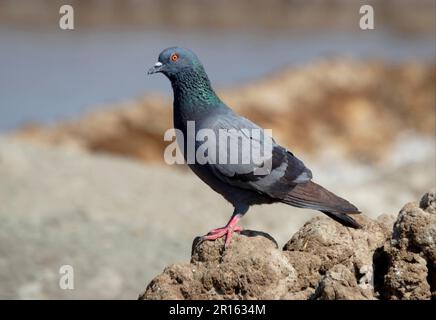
[171,53,179,62]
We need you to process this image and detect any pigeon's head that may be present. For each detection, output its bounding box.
[147,47,203,78]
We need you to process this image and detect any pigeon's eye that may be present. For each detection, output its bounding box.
[171,53,179,62]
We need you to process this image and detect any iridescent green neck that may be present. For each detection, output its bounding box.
[170,66,221,110]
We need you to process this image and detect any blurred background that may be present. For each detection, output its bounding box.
[0,0,434,299]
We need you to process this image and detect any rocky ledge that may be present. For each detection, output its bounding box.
[140,190,435,300]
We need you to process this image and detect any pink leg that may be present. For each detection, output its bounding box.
[203,214,243,247]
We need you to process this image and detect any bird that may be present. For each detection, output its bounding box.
[148,47,361,247]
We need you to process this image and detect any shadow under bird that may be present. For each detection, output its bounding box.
[148,47,361,247]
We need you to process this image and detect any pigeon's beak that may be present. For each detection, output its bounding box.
[148,62,163,75]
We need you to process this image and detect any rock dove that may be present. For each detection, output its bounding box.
[148,47,361,247]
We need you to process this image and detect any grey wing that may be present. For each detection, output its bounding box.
[201,111,313,199]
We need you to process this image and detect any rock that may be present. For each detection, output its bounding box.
[141,232,299,300]
[283,215,389,275]
[283,214,390,299]
[420,189,436,214]
[140,215,389,300]
[140,190,436,300]
[380,189,436,300]
[313,264,374,300]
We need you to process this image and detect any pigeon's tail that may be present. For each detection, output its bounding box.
[282,181,362,229]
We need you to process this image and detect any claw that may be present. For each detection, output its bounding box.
[203,226,242,248]
[202,214,243,248]
[207,225,243,235]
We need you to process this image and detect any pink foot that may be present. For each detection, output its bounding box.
[203,214,243,248]
[208,225,243,235]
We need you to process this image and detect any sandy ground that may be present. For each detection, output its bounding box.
[0,136,434,299]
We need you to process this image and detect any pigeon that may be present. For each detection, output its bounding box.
[148,47,361,247]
